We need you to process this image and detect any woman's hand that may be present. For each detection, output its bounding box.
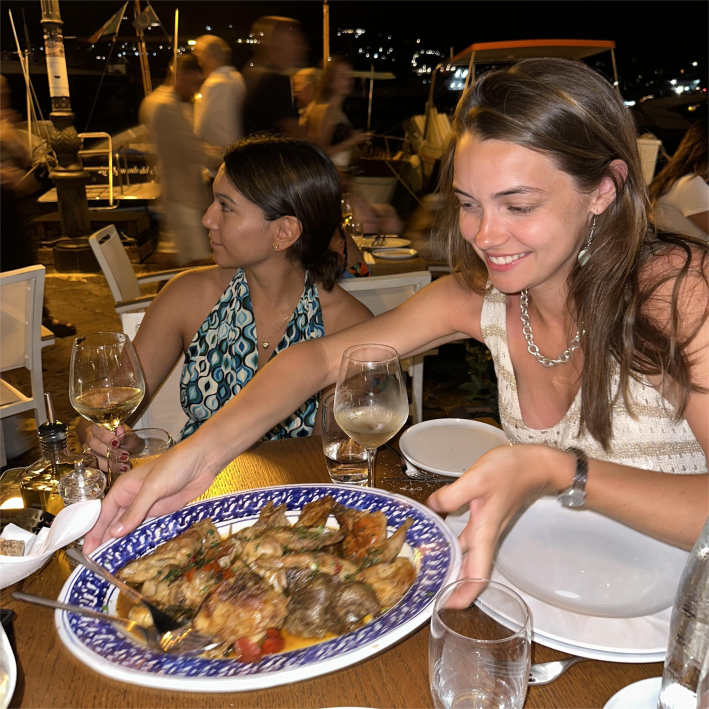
[427,444,574,598]
[84,424,132,475]
[83,438,220,553]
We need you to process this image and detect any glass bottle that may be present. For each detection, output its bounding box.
[658,517,709,709]
[57,460,106,557]
[20,397,96,515]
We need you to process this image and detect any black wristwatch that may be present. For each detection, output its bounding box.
[557,447,588,508]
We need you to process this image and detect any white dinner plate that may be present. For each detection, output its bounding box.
[495,498,688,618]
[445,509,670,661]
[0,622,16,709]
[371,248,418,260]
[603,677,662,708]
[399,419,509,477]
[355,237,412,249]
[57,484,461,692]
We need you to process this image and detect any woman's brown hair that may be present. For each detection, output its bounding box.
[649,118,708,204]
[437,58,708,449]
[223,134,342,290]
[313,56,350,104]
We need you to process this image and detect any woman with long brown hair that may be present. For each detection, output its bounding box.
[85,59,708,594]
[650,118,708,240]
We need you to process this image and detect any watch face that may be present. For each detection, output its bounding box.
[558,488,586,508]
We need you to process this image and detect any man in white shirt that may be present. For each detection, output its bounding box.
[150,54,220,265]
[192,35,246,151]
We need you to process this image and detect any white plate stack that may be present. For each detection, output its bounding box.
[446,500,688,663]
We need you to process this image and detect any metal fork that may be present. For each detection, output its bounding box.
[528,656,590,685]
[12,591,219,655]
[383,441,451,482]
[65,547,182,634]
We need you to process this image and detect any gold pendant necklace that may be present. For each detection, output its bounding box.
[257,310,294,350]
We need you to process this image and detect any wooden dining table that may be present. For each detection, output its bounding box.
[3,435,664,709]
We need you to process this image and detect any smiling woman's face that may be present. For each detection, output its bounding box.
[453,134,597,295]
[201,165,277,269]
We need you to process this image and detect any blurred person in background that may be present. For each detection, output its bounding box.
[0,75,76,336]
[150,54,220,266]
[650,118,708,240]
[192,35,246,152]
[293,67,319,126]
[307,56,366,168]
[242,16,307,136]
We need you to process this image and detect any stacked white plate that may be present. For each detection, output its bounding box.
[446,501,688,662]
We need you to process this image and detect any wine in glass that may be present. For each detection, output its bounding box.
[70,332,146,479]
[334,344,409,487]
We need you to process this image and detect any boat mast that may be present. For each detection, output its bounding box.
[323,1,329,64]
[134,0,152,96]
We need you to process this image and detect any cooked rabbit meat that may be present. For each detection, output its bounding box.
[193,566,289,644]
[284,574,337,638]
[117,519,220,584]
[356,557,416,608]
[328,582,380,634]
[140,562,223,609]
[294,496,336,528]
[335,506,388,561]
[233,526,344,562]
[361,518,414,568]
[254,551,358,578]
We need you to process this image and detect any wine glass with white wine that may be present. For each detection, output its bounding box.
[334,344,409,487]
[70,332,145,480]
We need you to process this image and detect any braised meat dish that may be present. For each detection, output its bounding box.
[116,497,416,661]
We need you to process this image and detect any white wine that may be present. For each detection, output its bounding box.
[73,386,143,431]
[335,405,407,449]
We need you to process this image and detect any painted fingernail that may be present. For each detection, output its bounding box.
[119,452,129,462]
[111,439,120,448]
[119,464,129,472]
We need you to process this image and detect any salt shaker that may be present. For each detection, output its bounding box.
[57,461,106,553]
[658,516,709,709]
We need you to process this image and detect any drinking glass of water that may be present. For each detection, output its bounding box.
[429,579,531,709]
[334,344,408,488]
[321,393,368,485]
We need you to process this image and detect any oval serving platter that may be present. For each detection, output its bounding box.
[56,484,461,692]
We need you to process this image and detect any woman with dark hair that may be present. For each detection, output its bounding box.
[81,135,371,463]
[86,59,708,593]
[650,118,708,240]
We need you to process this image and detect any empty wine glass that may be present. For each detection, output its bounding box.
[70,332,145,481]
[429,579,532,709]
[334,344,409,487]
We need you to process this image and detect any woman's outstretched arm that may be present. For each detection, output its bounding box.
[84,275,481,551]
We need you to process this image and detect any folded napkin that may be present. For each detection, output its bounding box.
[0,500,101,589]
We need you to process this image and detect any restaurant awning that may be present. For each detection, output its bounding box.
[450,39,616,65]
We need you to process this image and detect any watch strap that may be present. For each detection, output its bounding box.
[557,447,588,508]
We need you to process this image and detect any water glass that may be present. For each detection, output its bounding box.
[429,579,531,709]
[321,393,368,485]
[109,427,173,480]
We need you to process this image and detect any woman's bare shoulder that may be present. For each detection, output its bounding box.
[319,282,373,335]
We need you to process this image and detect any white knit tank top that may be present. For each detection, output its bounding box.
[481,287,707,474]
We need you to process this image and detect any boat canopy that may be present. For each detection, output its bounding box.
[450,39,616,65]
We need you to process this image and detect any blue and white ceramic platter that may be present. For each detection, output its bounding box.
[56,484,461,692]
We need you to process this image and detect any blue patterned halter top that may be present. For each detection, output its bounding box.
[180,269,324,441]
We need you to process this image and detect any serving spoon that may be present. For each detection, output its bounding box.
[11,591,219,655]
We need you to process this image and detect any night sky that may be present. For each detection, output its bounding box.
[2,0,707,76]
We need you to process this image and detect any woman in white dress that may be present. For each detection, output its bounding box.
[85,59,708,595]
[650,118,708,240]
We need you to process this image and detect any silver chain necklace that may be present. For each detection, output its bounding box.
[519,290,580,367]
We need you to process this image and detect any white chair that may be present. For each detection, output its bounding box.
[88,225,188,324]
[0,266,48,466]
[121,312,188,443]
[338,271,433,423]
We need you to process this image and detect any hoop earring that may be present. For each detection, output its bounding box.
[577,215,597,266]
[272,243,279,251]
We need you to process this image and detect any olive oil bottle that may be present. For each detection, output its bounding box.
[20,394,96,515]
